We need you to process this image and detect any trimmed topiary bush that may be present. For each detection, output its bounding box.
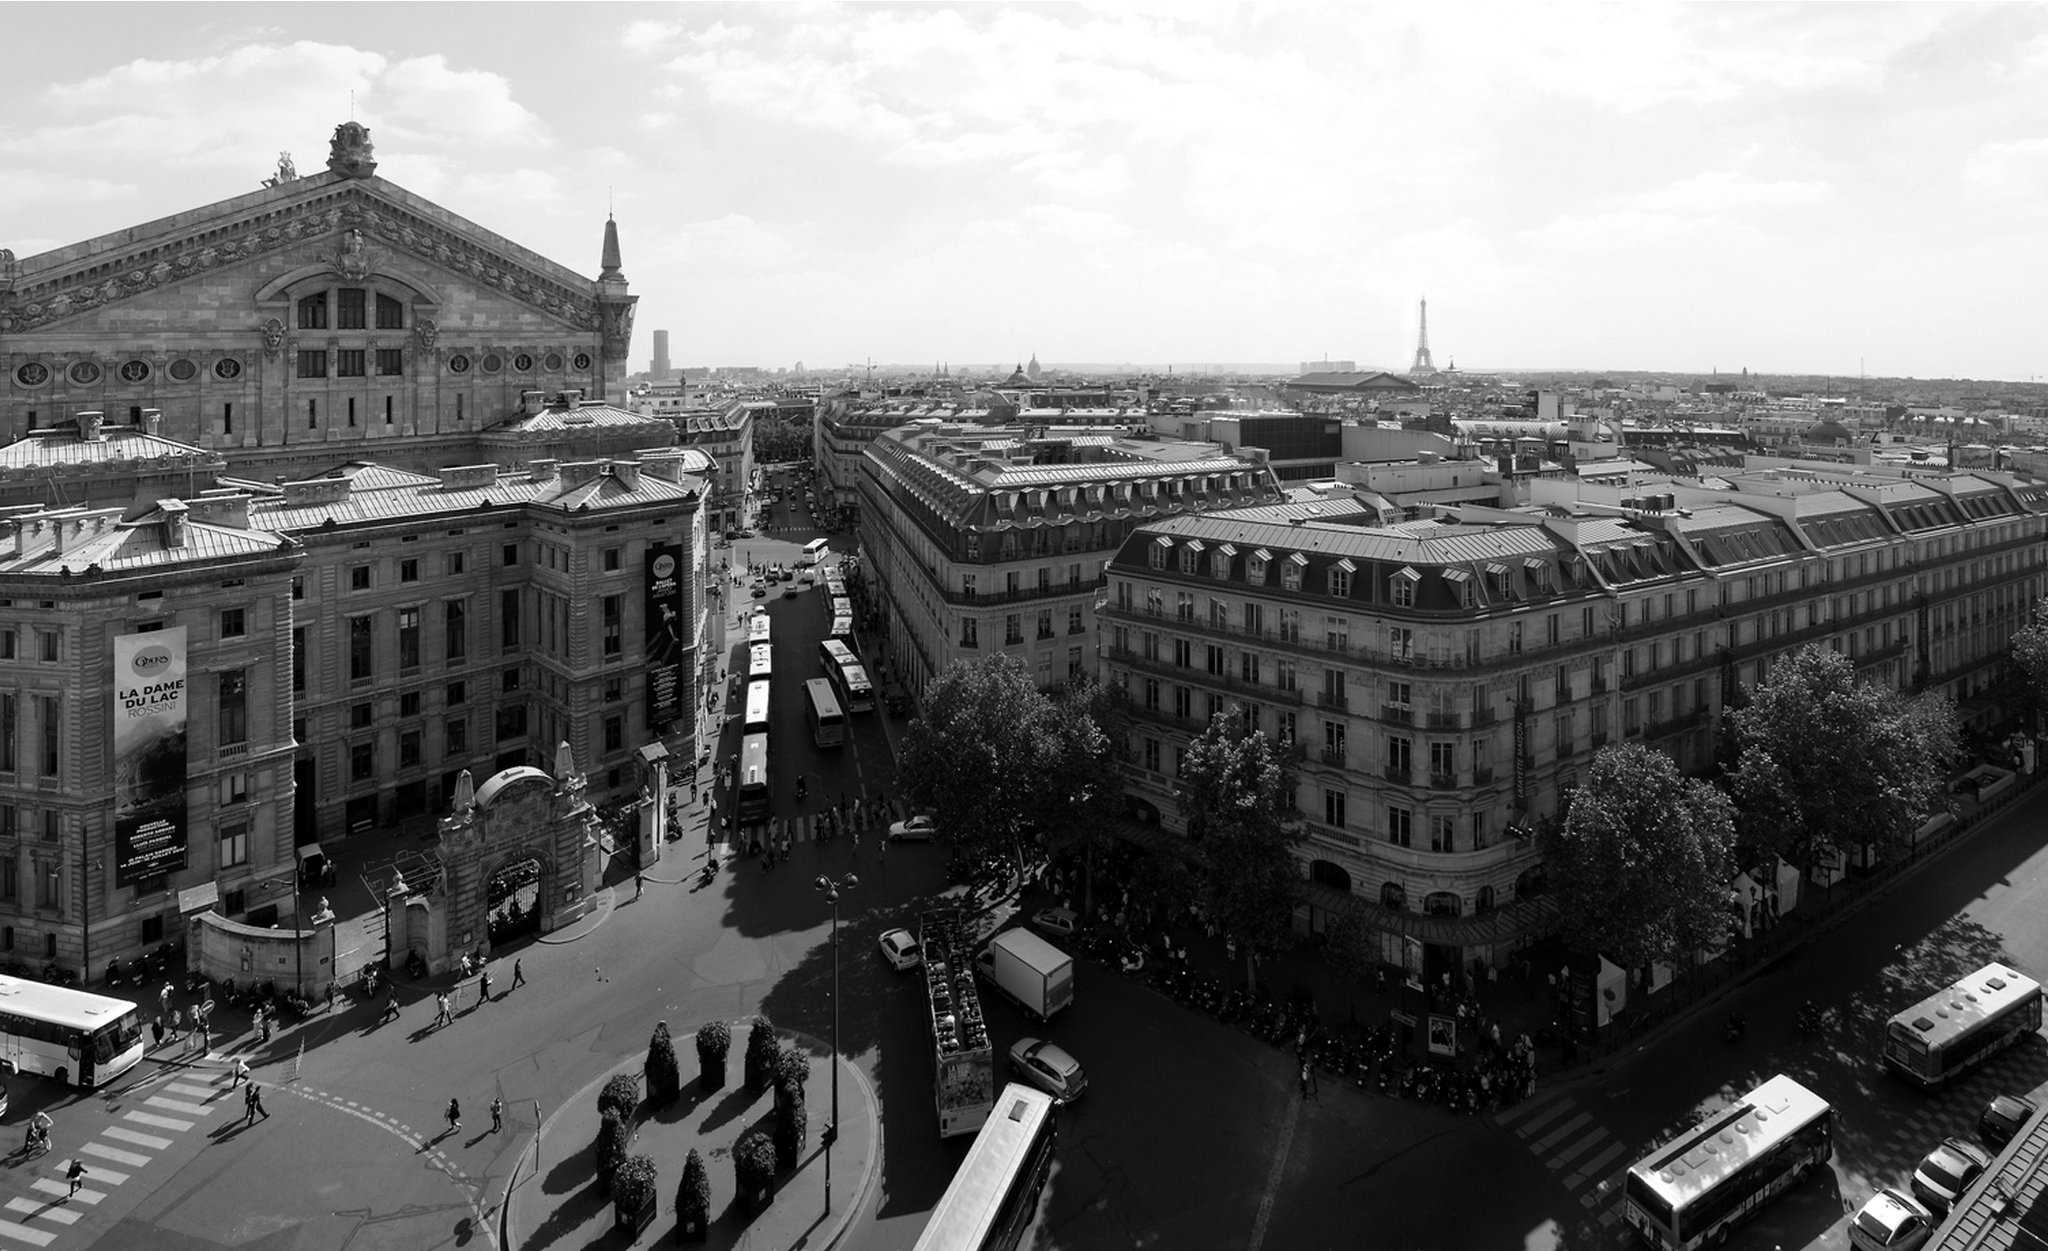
[593,1108,628,1195]
[599,1072,641,1123]
[646,1021,681,1105]
[695,1020,731,1089]
[743,1018,779,1093]
[773,1046,811,1104]
[772,1087,807,1172]
[612,1153,659,1236]
[676,1148,711,1243]
[733,1128,778,1213]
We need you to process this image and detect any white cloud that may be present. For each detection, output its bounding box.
[376,55,547,148]
[1632,171,1831,214]
[652,215,805,274]
[1963,137,2048,195]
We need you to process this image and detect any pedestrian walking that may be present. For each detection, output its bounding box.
[159,983,173,1017]
[151,1016,165,1049]
[479,968,492,1004]
[380,989,400,1023]
[170,1008,183,1042]
[254,1005,270,1043]
[446,1098,461,1133]
[634,867,644,900]
[1298,1061,1313,1101]
[512,959,526,989]
[66,1160,86,1198]
[232,1057,251,1088]
[460,954,474,980]
[491,1096,504,1134]
[435,992,451,1027]
[245,1083,268,1124]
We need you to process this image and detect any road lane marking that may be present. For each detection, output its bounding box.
[79,1141,150,1168]
[1548,1127,1610,1169]
[148,1094,213,1115]
[4,1199,76,1225]
[166,1082,217,1101]
[126,1110,195,1132]
[1564,1144,1629,1191]
[1244,1090,1303,1251]
[0,1215,55,1245]
[103,1127,173,1150]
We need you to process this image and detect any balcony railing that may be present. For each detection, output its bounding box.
[1384,765,1412,784]
[1381,704,1413,725]
[1319,747,1347,767]
[1472,706,1496,726]
[1429,771,1458,790]
[1315,693,1349,712]
[1472,766,1495,785]
[1426,711,1462,730]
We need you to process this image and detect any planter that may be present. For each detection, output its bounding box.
[616,1190,657,1238]
[675,1213,707,1244]
[741,1183,774,1215]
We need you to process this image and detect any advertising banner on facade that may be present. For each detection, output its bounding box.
[114,627,191,886]
[645,542,687,729]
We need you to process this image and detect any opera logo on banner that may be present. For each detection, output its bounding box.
[113,628,191,887]
[645,542,687,728]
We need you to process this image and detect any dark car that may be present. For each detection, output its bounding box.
[1911,1136,1992,1216]
[1982,1093,2038,1150]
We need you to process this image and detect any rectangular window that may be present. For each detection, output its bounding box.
[446,551,466,576]
[337,288,366,330]
[444,599,468,662]
[297,294,328,330]
[1324,789,1347,827]
[350,702,373,729]
[400,691,421,718]
[336,349,366,378]
[604,715,624,753]
[349,616,374,682]
[1431,814,1455,852]
[400,558,419,583]
[399,730,422,767]
[397,606,421,670]
[36,860,59,910]
[350,742,374,781]
[500,589,521,649]
[445,716,469,755]
[1387,805,1413,848]
[38,630,60,662]
[297,349,327,379]
[217,670,248,747]
[375,348,404,376]
[1037,609,1054,640]
[604,547,621,572]
[495,704,528,742]
[0,628,12,659]
[1005,615,1023,646]
[447,679,467,706]
[218,823,249,869]
[501,666,522,693]
[37,695,58,777]
[220,607,246,638]
[602,594,623,657]
[350,565,372,591]
[501,543,520,568]
[0,693,12,772]
[376,293,405,330]
[960,618,978,648]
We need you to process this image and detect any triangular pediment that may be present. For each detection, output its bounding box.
[1,174,601,334]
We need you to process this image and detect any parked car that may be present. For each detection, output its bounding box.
[1031,907,1079,939]
[1981,1093,2038,1150]
[889,815,936,842]
[782,585,798,599]
[1008,1038,1087,1104]
[1911,1137,1992,1216]
[1850,1187,1936,1251]
[750,580,767,599]
[877,929,922,972]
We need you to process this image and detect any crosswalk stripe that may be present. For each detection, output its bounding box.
[126,1110,194,1132]
[1565,1144,1631,1191]
[103,1126,173,1150]
[150,1094,213,1115]
[1501,1092,1574,1132]
[80,1141,150,1168]
[0,1215,55,1245]
[1532,1112,1595,1153]
[166,1082,216,1099]
[66,1163,125,1185]
[3,1199,77,1226]
[28,1178,101,1206]
[1549,1126,1611,1169]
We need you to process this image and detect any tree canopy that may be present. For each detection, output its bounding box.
[1725,644,1959,872]
[897,654,1066,874]
[1173,716,1303,989]
[1036,676,1130,914]
[1542,742,1737,969]
[2009,596,2048,724]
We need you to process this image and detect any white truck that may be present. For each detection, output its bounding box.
[975,928,1075,1021]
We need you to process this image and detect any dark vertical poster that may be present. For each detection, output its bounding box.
[646,543,686,728]
[114,628,190,885]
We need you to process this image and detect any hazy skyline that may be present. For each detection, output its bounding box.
[3,3,2044,381]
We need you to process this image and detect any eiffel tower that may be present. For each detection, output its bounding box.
[1410,298,1438,377]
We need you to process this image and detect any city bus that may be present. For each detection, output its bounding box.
[835,661,876,714]
[825,577,847,600]
[0,976,148,1088]
[820,639,858,675]
[829,614,855,646]
[1622,1074,1833,1250]
[805,678,846,748]
[747,614,772,646]
[911,1083,1056,1251]
[748,643,773,684]
[736,732,771,824]
[743,680,772,735]
[1883,961,2043,1087]
[831,595,853,618]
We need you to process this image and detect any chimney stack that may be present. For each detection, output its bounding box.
[529,459,559,483]
[611,460,641,491]
[141,408,163,436]
[78,411,105,443]
[521,389,546,416]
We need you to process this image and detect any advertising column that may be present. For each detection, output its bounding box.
[646,542,687,732]
[114,628,191,886]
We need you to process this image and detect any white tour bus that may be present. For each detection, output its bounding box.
[0,976,148,1088]
[911,1083,1057,1251]
[1623,1073,1833,1250]
[743,680,773,735]
[1884,961,2043,1087]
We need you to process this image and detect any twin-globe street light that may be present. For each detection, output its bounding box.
[815,872,857,1214]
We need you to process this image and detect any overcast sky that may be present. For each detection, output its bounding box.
[4,3,2044,380]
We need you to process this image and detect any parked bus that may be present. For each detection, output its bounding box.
[743,680,772,734]
[831,595,853,618]
[1623,1074,1833,1250]
[835,661,876,714]
[829,614,855,646]
[0,977,148,1088]
[748,643,773,684]
[746,615,771,646]
[911,1083,1056,1251]
[805,678,847,748]
[736,732,771,824]
[820,639,858,674]
[1884,961,2043,1087]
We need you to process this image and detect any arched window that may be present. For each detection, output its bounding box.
[376,293,406,330]
[296,292,328,330]
[1309,860,1352,894]
[1380,881,1407,912]
[1424,891,1462,918]
[1475,885,1497,916]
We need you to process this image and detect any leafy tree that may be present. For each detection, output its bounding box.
[592,1108,628,1194]
[1038,676,1131,917]
[694,1020,731,1089]
[644,1021,680,1104]
[2009,595,2048,726]
[773,1047,811,1105]
[676,1148,712,1238]
[1173,716,1303,992]
[597,1072,640,1122]
[743,1019,780,1093]
[732,1128,778,1211]
[610,1153,658,1226]
[898,655,1063,880]
[1541,743,1738,970]
[772,1079,807,1171]
[1321,905,1381,1021]
[1727,644,1959,875]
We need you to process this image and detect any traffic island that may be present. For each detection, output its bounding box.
[504,1017,878,1251]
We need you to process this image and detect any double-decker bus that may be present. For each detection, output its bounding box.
[0,977,148,1088]
[911,1083,1056,1251]
[1623,1074,1833,1250]
[1884,961,2042,1087]
[746,614,772,646]
[747,643,773,684]
[736,732,771,824]
[743,680,772,735]
[805,678,846,748]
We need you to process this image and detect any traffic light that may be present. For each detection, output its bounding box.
[821,1123,839,1147]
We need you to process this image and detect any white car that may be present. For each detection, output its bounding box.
[1031,907,1078,939]
[1850,1187,1935,1251]
[889,815,936,842]
[877,928,921,971]
[1008,1038,1087,1104]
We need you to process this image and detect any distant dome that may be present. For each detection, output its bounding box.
[1804,419,1853,445]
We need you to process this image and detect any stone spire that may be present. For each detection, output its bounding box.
[600,214,624,281]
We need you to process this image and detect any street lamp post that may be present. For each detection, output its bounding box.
[814,872,857,1215]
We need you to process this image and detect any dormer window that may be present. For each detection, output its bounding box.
[1390,566,1420,608]
[1212,543,1236,579]
[1443,567,1473,606]
[1486,561,1513,599]
[1148,537,1170,570]
[1329,558,1356,599]
[1281,552,1306,592]
[1247,548,1270,583]
[1179,540,1204,575]
[1526,559,1553,593]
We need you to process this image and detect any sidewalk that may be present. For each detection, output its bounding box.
[505,1021,879,1251]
